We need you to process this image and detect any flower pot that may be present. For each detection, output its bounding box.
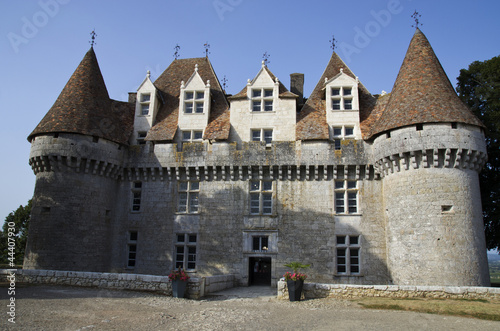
[287,279,304,301]
[172,279,188,298]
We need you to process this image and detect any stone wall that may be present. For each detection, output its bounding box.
[2,269,236,300]
[277,280,500,300]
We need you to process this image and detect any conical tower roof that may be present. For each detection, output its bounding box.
[28,47,133,144]
[369,29,483,138]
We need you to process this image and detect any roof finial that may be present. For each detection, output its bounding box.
[411,10,423,29]
[262,51,271,66]
[329,34,337,51]
[195,64,199,72]
[204,42,211,57]
[89,29,97,48]
[222,75,228,92]
[173,44,180,60]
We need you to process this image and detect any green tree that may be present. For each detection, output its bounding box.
[0,200,31,266]
[457,55,500,251]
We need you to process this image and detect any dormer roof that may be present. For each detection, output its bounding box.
[28,47,134,144]
[229,64,297,100]
[296,52,376,140]
[146,57,230,141]
[368,28,484,139]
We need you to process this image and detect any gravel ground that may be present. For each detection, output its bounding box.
[1,284,499,330]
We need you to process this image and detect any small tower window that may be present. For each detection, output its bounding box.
[184,91,205,114]
[140,93,151,115]
[252,88,273,112]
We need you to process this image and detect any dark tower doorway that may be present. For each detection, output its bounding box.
[249,257,271,285]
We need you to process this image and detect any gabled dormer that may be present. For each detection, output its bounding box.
[132,71,160,145]
[228,61,297,147]
[325,69,360,112]
[246,61,280,113]
[178,64,211,141]
[324,68,362,141]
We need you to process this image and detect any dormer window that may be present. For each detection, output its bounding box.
[140,93,151,115]
[331,87,353,111]
[252,88,273,112]
[184,91,205,113]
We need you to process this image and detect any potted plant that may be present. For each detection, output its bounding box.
[168,267,190,298]
[283,262,310,301]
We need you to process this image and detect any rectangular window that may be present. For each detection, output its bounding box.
[250,180,273,215]
[131,181,142,211]
[137,132,147,145]
[127,231,138,268]
[331,87,353,111]
[336,235,360,275]
[178,181,200,213]
[251,129,273,145]
[332,126,355,150]
[334,180,358,214]
[182,130,203,142]
[175,233,197,270]
[252,236,269,252]
[251,88,274,112]
[140,93,151,115]
[184,91,204,113]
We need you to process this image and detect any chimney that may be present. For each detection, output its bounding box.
[290,73,304,107]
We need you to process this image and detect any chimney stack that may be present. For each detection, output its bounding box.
[290,73,304,108]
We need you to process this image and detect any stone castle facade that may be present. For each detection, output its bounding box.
[24,29,490,287]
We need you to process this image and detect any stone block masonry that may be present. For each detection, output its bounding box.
[277,280,500,301]
[2,269,236,300]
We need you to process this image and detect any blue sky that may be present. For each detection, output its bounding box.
[1,0,499,221]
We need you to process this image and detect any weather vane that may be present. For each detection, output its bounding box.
[222,75,228,92]
[329,34,337,51]
[262,51,271,66]
[173,44,180,60]
[411,10,423,29]
[204,42,211,57]
[89,29,97,47]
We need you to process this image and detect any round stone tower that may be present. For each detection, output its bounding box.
[24,47,133,271]
[370,29,490,286]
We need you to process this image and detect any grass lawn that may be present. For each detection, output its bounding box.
[353,297,500,321]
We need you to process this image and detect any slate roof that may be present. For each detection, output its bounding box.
[368,28,484,139]
[28,47,134,145]
[296,52,376,140]
[146,57,230,141]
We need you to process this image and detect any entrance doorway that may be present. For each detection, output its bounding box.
[249,257,271,285]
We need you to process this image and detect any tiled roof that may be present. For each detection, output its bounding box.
[146,57,230,141]
[28,48,134,144]
[368,29,484,139]
[297,52,376,140]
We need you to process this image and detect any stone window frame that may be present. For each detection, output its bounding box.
[251,128,273,145]
[331,125,355,150]
[249,180,273,215]
[251,88,274,112]
[335,234,361,275]
[334,179,358,214]
[131,181,142,212]
[184,90,205,114]
[139,93,151,116]
[136,131,147,145]
[181,130,204,142]
[331,86,353,111]
[175,233,197,271]
[127,231,138,269]
[177,181,200,214]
